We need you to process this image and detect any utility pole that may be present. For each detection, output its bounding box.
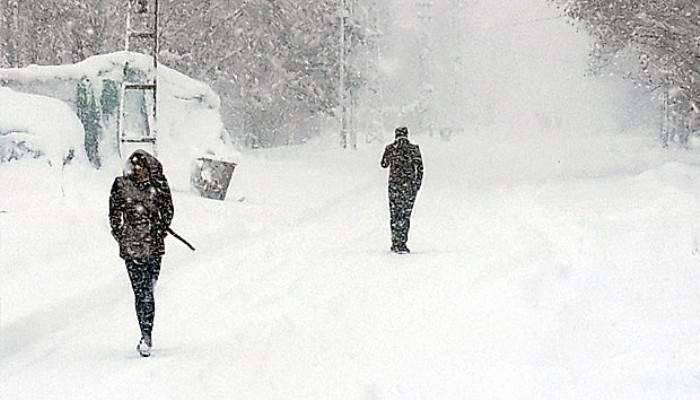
[339,0,348,148]
[416,0,434,136]
[339,0,358,150]
[449,0,466,131]
[363,0,383,144]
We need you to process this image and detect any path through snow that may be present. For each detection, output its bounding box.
[3,128,700,399]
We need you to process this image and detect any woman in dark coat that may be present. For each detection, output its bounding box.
[109,150,174,357]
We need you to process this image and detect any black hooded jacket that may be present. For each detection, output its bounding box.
[109,150,174,260]
[381,137,423,194]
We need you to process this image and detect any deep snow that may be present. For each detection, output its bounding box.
[3,126,700,399]
[0,87,86,165]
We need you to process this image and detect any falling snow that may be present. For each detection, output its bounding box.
[1,0,700,399]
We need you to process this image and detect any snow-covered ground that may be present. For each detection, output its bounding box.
[3,125,700,399]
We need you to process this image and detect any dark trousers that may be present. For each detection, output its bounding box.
[125,256,162,340]
[389,190,416,248]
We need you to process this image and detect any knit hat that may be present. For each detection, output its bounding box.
[395,126,408,138]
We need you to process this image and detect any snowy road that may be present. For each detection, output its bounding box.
[3,129,700,399]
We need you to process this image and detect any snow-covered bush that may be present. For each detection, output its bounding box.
[0,87,85,166]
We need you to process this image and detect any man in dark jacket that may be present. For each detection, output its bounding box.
[381,126,423,253]
[109,150,174,357]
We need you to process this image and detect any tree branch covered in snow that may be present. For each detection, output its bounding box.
[160,0,384,147]
[549,0,700,138]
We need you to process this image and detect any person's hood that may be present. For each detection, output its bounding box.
[126,149,163,179]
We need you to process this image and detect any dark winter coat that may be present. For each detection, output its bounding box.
[109,150,174,260]
[381,137,423,195]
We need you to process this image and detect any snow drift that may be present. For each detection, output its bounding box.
[0,51,238,190]
[0,87,86,166]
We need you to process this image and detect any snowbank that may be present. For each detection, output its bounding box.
[0,87,86,166]
[0,52,239,190]
[4,131,700,399]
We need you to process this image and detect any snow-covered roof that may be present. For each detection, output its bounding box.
[0,51,220,110]
[0,52,239,190]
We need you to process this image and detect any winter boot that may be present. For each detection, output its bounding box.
[137,336,152,357]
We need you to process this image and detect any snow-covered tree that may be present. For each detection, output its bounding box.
[550,0,700,146]
[160,0,383,148]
